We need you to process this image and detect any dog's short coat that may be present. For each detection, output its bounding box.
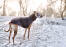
[5,11,42,44]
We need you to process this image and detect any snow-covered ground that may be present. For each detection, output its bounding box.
[0,16,66,47]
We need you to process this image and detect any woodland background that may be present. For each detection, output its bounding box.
[0,0,66,20]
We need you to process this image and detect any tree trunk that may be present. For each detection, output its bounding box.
[60,0,64,20]
[18,0,22,16]
[2,0,6,16]
[61,0,66,20]
[61,11,64,20]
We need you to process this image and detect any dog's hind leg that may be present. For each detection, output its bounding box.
[27,24,32,40]
[12,24,18,44]
[23,28,27,40]
[9,23,12,43]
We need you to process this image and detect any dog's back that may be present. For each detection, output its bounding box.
[10,13,36,28]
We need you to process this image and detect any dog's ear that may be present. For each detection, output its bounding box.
[33,11,37,16]
[34,11,36,13]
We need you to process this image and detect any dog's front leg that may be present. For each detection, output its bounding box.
[23,28,27,40]
[28,24,31,40]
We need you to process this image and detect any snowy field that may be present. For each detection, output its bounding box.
[0,16,66,47]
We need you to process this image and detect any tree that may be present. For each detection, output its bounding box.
[19,0,28,16]
[60,0,64,20]
[60,0,66,20]
[2,0,6,16]
[19,0,22,16]
[46,0,56,17]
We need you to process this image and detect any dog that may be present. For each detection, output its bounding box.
[5,11,42,44]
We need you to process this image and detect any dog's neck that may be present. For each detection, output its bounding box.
[30,13,37,21]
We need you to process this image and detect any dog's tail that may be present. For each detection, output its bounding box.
[0,21,11,32]
[4,22,11,32]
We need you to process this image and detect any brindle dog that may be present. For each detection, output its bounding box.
[5,11,42,44]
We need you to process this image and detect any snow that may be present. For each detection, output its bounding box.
[0,16,66,47]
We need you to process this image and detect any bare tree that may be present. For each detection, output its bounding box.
[60,0,66,20]
[46,0,56,17]
[2,0,6,16]
[47,0,57,7]
[19,0,22,16]
[60,0,64,20]
[19,0,28,16]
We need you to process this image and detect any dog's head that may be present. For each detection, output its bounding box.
[33,11,43,18]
